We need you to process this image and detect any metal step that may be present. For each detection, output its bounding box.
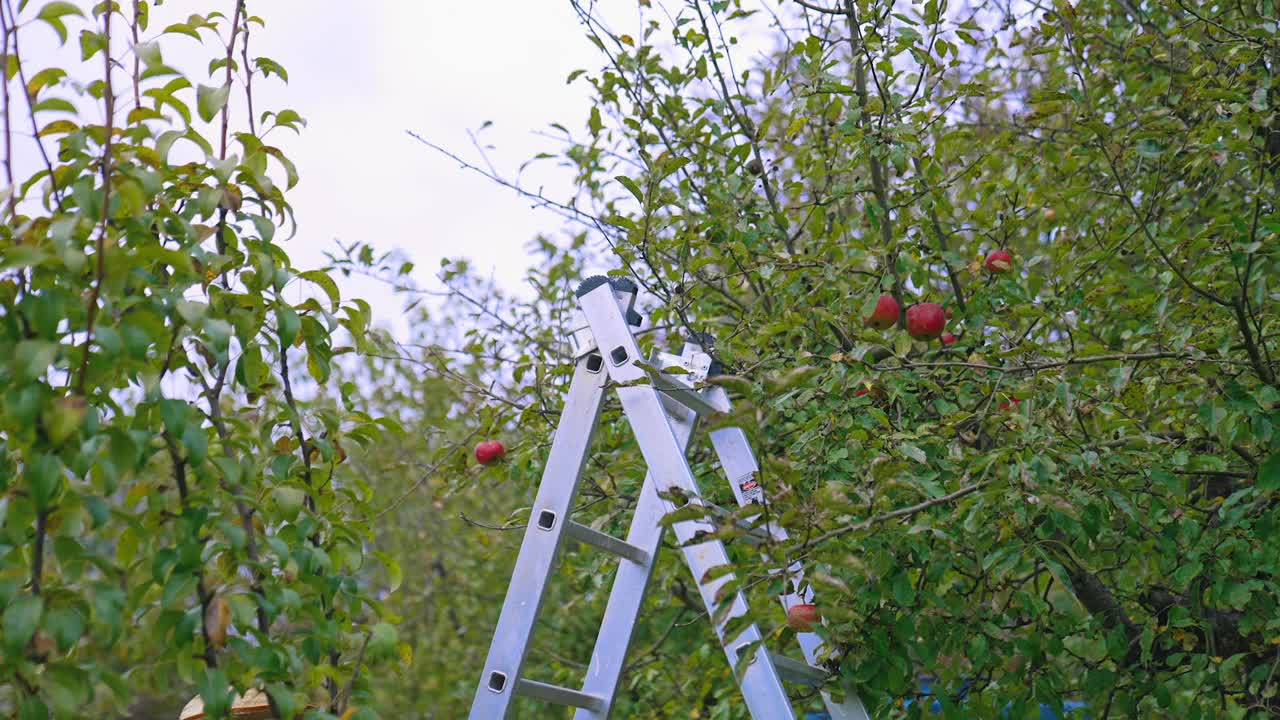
[767,651,830,687]
[516,679,605,711]
[652,370,730,416]
[565,521,650,565]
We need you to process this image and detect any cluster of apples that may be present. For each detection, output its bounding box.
[863,249,1014,345]
[864,294,953,343]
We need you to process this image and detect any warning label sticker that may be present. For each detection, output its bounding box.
[739,477,764,505]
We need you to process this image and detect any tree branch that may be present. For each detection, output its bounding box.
[913,156,968,314]
[693,0,794,252]
[802,480,991,551]
[842,0,904,319]
[166,436,218,670]
[30,509,47,596]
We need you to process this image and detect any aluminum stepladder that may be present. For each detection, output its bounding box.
[468,275,870,720]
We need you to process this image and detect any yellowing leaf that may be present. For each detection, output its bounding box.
[204,596,231,649]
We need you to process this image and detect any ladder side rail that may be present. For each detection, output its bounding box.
[618,387,798,720]
[709,425,872,720]
[578,284,798,720]
[468,356,611,720]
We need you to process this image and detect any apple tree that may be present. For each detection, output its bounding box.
[386,0,1279,717]
[0,2,398,717]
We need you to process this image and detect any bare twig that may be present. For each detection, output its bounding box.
[336,631,373,713]
[77,2,117,395]
[0,2,13,220]
[2,0,63,208]
[220,0,246,158]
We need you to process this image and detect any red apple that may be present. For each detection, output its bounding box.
[999,397,1022,412]
[475,440,506,465]
[944,308,954,319]
[906,303,946,340]
[786,603,820,632]
[863,294,899,330]
[985,249,1014,273]
[940,332,958,346]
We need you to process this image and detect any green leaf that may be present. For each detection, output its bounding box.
[296,269,340,312]
[196,83,231,123]
[176,300,207,325]
[46,664,91,714]
[14,340,59,381]
[0,245,53,271]
[263,146,299,189]
[277,304,301,347]
[266,685,299,720]
[615,175,644,204]
[181,424,208,465]
[25,454,63,511]
[272,486,307,519]
[159,398,190,436]
[203,318,233,359]
[31,97,77,114]
[78,30,106,61]
[899,443,927,464]
[368,622,398,658]
[1136,138,1163,159]
[35,1,78,44]
[378,552,403,593]
[1258,453,1280,491]
[3,593,44,651]
[37,1,82,20]
[891,571,916,604]
[19,697,48,720]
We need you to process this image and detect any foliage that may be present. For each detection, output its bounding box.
[372,0,1280,717]
[6,0,1278,719]
[0,2,396,717]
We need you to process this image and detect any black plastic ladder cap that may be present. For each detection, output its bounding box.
[575,275,611,298]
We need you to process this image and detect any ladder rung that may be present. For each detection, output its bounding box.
[652,371,730,416]
[565,521,650,565]
[767,651,830,687]
[515,679,605,710]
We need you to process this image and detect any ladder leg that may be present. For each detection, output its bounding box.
[577,280,795,718]
[616,386,797,720]
[468,357,610,720]
[573,408,699,720]
[709,428,871,720]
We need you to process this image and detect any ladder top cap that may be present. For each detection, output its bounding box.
[687,332,723,375]
[575,275,637,298]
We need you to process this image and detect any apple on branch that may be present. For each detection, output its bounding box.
[864,294,899,330]
[475,440,506,465]
[906,303,946,340]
